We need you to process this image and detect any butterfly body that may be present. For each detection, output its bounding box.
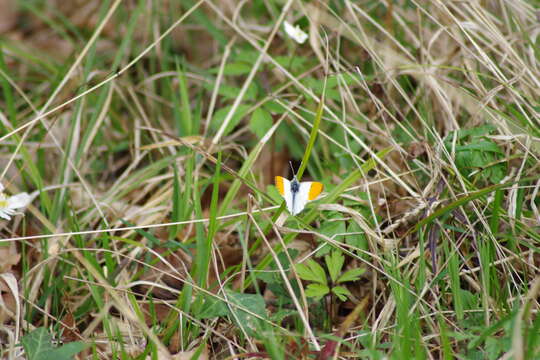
[275,175,323,215]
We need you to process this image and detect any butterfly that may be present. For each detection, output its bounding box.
[275,163,323,215]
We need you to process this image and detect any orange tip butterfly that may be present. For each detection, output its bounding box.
[275,162,324,215]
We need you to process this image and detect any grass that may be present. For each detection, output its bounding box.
[0,0,539,359]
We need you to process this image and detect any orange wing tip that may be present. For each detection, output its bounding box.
[275,176,285,195]
[308,182,323,200]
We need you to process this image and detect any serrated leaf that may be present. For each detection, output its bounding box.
[305,283,330,298]
[331,286,351,301]
[249,108,273,139]
[325,251,344,283]
[295,262,320,284]
[337,267,366,283]
[296,259,327,285]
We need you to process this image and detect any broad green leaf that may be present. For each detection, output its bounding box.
[199,296,229,319]
[317,217,346,256]
[263,101,287,114]
[325,251,344,283]
[297,259,327,284]
[337,267,366,283]
[346,222,368,258]
[270,309,298,323]
[331,286,351,301]
[21,327,86,360]
[249,107,273,139]
[455,141,504,154]
[296,260,326,285]
[305,283,330,298]
[226,289,267,339]
[210,104,251,137]
[48,342,87,360]
[21,328,54,360]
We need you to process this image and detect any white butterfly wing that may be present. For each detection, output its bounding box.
[292,182,313,215]
[275,176,294,214]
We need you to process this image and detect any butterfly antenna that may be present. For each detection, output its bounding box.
[289,161,296,177]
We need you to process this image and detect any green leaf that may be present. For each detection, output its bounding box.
[455,141,504,154]
[203,82,258,101]
[209,62,252,75]
[21,327,86,360]
[317,218,346,256]
[331,286,351,301]
[226,289,267,339]
[263,101,287,114]
[22,328,54,360]
[210,104,251,137]
[270,308,298,324]
[337,267,366,283]
[249,107,273,139]
[305,283,330,298]
[295,259,327,285]
[48,342,87,360]
[412,180,525,233]
[325,251,344,283]
[199,296,229,319]
[176,59,193,135]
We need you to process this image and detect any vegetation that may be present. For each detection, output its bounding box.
[0,0,539,359]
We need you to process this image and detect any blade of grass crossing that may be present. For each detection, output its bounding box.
[0,52,50,213]
[415,229,427,291]
[438,313,453,360]
[489,189,504,234]
[412,176,540,234]
[182,155,195,221]
[181,0,228,47]
[110,0,143,72]
[186,153,222,345]
[175,58,192,136]
[445,238,464,320]
[50,99,84,223]
[479,234,494,324]
[296,75,327,180]
[0,50,16,127]
[161,158,196,344]
[195,150,221,287]
[172,161,208,346]
[76,0,136,160]
[217,116,284,217]
[169,165,182,240]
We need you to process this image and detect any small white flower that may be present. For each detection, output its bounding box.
[0,184,31,220]
[283,21,308,44]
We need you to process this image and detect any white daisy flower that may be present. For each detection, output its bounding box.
[0,183,31,220]
[283,21,308,44]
